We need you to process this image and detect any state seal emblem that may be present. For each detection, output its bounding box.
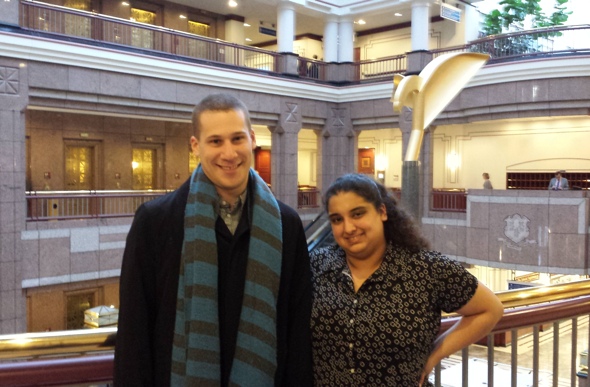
[504,214,530,244]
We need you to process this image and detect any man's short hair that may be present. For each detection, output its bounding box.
[192,94,252,138]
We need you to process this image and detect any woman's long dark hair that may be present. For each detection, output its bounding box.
[323,173,430,253]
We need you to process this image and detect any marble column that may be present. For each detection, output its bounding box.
[318,105,355,191]
[269,100,302,209]
[224,16,245,45]
[337,18,354,63]
[411,0,430,51]
[0,58,29,333]
[277,1,296,53]
[323,16,338,63]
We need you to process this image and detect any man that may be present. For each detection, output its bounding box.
[114,94,313,386]
[548,170,569,190]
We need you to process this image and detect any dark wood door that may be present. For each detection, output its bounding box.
[255,148,271,186]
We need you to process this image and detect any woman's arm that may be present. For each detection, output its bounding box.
[419,282,503,386]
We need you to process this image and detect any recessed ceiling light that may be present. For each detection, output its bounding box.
[121,1,129,6]
[357,19,366,25]
[394,12,402,17]
[245,38,252,41]
[179,14,186,19]
[244,23,251,27]
[228,0,237,7]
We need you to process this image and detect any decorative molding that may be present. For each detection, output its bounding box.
[0,66,18,95]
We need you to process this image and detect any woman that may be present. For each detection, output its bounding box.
[310,174,503,386]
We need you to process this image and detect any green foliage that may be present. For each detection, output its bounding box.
[482,0,572,36]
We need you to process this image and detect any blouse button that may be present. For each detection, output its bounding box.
[350,368,355,374]
[353,299,358,304]
[349,343,353,349]
[349,318,354,324]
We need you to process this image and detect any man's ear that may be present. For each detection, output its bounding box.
[250,129,257,150]
[190,136,199,157]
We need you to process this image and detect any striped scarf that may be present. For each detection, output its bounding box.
[171,166,283,386]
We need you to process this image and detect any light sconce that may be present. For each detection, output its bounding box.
[131,161,139,170]
[375,154,388,171]
[446,151,461,171]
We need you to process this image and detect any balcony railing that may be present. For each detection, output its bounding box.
[19,0,280,74]
[26,190,168,221]
[17,1,590,85]
[3,280,590,386]
[431,189,467,213]
[433,24,590,62]
[26,188,329,220]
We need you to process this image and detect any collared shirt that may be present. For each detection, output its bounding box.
[310,244,478,386]
[216,191,247,234]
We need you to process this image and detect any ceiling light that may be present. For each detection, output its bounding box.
[228,0,237,7]
[244,23,251,27]
[179,14,186,19]
[357,19,366,25]
[245,38,252,41]
[121,1,129,6]
[394,12,402,17]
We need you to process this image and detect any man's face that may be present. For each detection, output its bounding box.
[191,109,256,203]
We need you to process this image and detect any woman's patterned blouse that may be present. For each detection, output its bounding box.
[310,243,478,386]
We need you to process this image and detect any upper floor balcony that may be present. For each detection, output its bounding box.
[11,0,590,85]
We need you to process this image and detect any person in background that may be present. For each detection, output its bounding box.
[482,172,493,189]
[548,170,569,190]
[114,93,313,386]
[310,173,503,386]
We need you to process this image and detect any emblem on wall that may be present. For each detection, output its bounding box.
[499,213,537,250]
[504,214,530,244]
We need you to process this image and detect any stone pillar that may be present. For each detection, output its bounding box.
[224,16,245,45]
[277,1,295,53]
[318,105,355,191]
[406,51,433,75]
[420,127,435,218]
[398,107,420,220]
[411,0,430,51]
[269,100,302,209]
[337,18,354,63]
[0,58,29,333]
[323,16,338,63]
[0,0,19,26]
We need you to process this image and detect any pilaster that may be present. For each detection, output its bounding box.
[0,58,29,333]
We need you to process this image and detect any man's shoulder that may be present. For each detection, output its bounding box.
[137,180,189,220]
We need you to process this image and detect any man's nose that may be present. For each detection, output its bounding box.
[220,142,238,158]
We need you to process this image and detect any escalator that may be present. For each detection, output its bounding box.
[304,211,334,252]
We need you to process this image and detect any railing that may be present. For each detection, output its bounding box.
[16,1,590,84]
[297,187,320,209]
[26,188,326,220]
[433,24,590,62]
[431,189,467,212]
[19,0,280,73]
[26,190,168,221]
[3,280,590,386]
[357,54,407,80]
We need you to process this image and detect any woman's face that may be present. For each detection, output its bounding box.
[327,191,387,262]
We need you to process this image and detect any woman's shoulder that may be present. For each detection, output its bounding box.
[309,245,344,275]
